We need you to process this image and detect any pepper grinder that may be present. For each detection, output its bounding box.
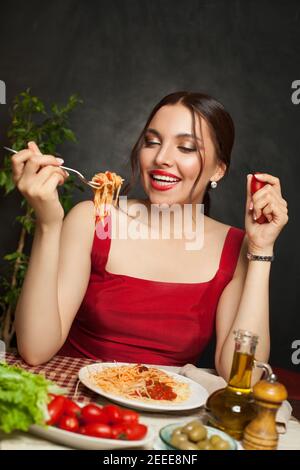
[243,373,287,450]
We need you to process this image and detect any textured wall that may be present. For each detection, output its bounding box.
[0,0,299,369]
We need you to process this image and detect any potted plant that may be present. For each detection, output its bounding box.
[0,89,83,347]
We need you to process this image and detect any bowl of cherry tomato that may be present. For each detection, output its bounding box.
[29,394,154,450]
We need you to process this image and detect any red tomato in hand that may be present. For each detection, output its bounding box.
[58,415,79,433]
[102,405,123,424]
[81,404,108,424]
[120,409,139,425]
[63,398,81,417]
[122,423,147,440]
[79,423,112,439]
[46,395,66,425]
[250,172,268,224]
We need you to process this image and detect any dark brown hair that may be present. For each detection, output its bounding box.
[120,91,235,216]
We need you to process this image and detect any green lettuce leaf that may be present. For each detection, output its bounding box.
[0,362,64,433]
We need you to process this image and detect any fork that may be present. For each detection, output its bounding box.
[3,146,101,189]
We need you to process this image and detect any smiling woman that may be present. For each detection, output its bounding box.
[120,91,233,215]
[13,92,288,383]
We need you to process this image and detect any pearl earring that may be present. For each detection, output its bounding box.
[210,181,217,189]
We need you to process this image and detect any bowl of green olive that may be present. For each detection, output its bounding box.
[159,419,237,450]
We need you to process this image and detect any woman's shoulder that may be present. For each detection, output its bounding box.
[205,216,247,268]
[205,215,245,238]
[63,200,95,245]
[114,198,146,219]
[204,215,231,238]
[68,199,95,219]
[205,216,248,277]
[68,198,140,224]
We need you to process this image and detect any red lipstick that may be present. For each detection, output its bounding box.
[149,169,181,191]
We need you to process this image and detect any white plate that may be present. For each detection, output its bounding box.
[29,421,155,450]
[78,362,209,412]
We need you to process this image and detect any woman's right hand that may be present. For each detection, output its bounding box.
[12,141,69,227]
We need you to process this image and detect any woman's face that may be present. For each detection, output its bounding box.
[139,103,224,206]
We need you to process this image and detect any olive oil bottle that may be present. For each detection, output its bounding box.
[206,330,259,440]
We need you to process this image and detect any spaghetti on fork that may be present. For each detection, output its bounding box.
[91,171,124,224]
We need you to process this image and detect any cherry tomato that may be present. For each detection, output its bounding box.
[63,398,81,417]
[250,172,268,224]
[102,405,122,424]
[122,423,147,440]
[79,422,112,438]
[120,409,139,425]
[58,415,79,433]
[46,395,66,425]
[81,404,108,424]
[110,424,126,439]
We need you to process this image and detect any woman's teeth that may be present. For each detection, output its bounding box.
[151,174,180,185]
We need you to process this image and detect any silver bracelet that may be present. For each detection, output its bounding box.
[247,252,274,262]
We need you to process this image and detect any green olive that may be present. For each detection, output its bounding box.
[188,426,207,443]
[204,443,214,450]
[177,441,199,451]
[172,427,184,437]
[209,435,222,447]
[182,420,203,434]
[197,440,214,450]
[212,438,231,450]
[170,433,189,448]
[197,439,210,450]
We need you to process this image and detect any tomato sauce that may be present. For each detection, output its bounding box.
[144,379,177,401]
[134,364,177,400]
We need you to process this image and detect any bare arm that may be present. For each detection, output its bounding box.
[12,141,95,365]
[215,172,288,384]
[214,234,271,384]
[15,201,95,365]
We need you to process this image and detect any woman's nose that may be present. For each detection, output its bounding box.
[154,144,174,167]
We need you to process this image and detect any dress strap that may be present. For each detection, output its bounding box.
[91,213,112,274]
[219,226,246,277]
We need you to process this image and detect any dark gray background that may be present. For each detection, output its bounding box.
[0,0,299,370]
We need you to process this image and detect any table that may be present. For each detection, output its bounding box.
[1,353,300,450]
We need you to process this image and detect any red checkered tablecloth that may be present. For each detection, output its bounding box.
[4,351,101,403]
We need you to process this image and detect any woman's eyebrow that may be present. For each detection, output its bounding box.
[146,128,202,141]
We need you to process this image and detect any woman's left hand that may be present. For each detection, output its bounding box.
[245,173,289,254]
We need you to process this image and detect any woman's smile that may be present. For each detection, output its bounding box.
[149,169,182,191]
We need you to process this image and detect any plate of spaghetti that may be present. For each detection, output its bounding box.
[78,363,209,412]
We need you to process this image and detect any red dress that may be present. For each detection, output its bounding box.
[59,214,246,366]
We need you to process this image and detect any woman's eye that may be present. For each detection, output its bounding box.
[178,147,196,153]
[144,139,196,153]
[144,140,160,147]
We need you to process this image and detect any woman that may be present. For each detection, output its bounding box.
[13,92,288,381]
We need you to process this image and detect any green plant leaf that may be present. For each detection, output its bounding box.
[0,88,82,345]
[0,171,7,186]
